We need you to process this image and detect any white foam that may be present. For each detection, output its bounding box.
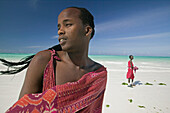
[100,61,124,64]
[139,66,170,70]
[137,70,170,72]
[140,62,152,65]
[107,69,126,72]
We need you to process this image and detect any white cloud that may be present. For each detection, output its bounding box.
[96,7,170,33]
[51,35,58,39]
[108,32,170,40]
[26,46,44,49]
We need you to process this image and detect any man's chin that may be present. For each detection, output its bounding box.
[61,46,76,53]
[60,45,69,52]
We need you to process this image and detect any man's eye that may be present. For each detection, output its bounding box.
[66,24,72,27]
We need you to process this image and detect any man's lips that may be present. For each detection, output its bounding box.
[58,37,67,42]
[58,37,67,45]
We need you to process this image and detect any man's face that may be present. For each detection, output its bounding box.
[57,8,86,52]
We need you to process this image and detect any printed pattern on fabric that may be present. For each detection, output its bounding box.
[43,49,57,92]
[6,49,107,113]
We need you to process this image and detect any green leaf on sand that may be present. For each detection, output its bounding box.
[158,83,166,85]
[128,99,133,103]
[145,82,153,85]
[138,105,145,108]
[122,82,128,85]
[106,105,110,107]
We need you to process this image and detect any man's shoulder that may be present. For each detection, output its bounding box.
[92,62,107,75]
[95,62,103,68]
[33,50,51,63]
[89,58,104,71]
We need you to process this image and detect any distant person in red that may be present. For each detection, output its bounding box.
[126,55,138,87]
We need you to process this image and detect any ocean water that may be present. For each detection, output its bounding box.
[0,53,170,72]
[0,53,34,61]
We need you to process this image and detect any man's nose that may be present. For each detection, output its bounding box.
[58,27,65,36]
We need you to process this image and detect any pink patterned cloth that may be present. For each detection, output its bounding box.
[133,66,138,73]
[6,50,107,113]
[43,49,57,92]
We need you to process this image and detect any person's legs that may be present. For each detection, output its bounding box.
[128,78,130,85]
[132,79,136,86]
[128,79,131,87]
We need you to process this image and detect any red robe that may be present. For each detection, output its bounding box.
[126,60,134,79]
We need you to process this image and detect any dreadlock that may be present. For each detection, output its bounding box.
[0,44,62,75]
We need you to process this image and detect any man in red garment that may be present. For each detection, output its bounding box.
[6,7,107,113]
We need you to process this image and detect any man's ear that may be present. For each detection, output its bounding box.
[85,25,92,38]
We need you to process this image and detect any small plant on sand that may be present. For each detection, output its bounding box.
[138,105,145,108]
[122,82,128,85]
[145,82,153,85]
[128,99,133,103]
[158,83,166,85]
[106,105,110,107]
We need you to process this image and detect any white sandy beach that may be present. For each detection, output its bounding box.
[0,58,170,113]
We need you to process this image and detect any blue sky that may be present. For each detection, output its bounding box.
[0,0,170,56]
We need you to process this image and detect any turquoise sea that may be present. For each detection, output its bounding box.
[1,53,169,62]
[0,53,170,73]
[0,53,34,61]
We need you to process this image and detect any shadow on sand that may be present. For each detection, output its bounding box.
[133,81,142,86]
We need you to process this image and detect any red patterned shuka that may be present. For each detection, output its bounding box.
[6,50,107,113]
[126,60,134,79]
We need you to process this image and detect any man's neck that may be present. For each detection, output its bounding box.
[67,50,90,68]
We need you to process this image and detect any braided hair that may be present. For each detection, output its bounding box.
[0,44,62,75]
